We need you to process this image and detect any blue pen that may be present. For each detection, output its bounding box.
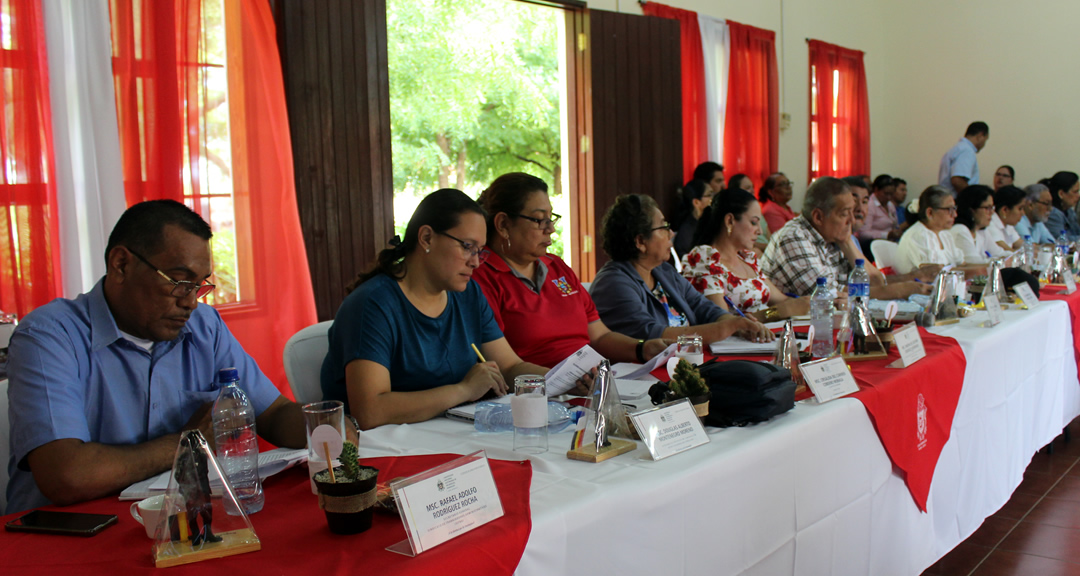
[984,251,992,259]
[723,295,748,318]
[784,292,798,298]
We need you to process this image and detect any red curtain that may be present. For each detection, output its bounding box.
[808,39,869,181]
[723,20,779,192]
[641,2,708,184]
[0,0,62,318]
[108,0,317,398]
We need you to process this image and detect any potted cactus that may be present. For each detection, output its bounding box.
[667,359,712,418]
[312,442,380,535]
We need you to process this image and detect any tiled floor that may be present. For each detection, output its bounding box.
[922,421,1080,576]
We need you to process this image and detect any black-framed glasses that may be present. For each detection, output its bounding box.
[128,249,215,299]
[932,206,958,214]
[978,204,996,212]
[1034,199,1052,207]
[650,222,674,234]
[438,232,488,263]
[511,213,562,230]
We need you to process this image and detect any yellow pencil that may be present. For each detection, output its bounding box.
[471,343,486,363]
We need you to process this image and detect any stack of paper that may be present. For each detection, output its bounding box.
[544,345,606,395]
[709,337,781,355]
[120,447,308,500]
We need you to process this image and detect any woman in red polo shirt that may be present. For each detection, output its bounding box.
[473,173,669,371]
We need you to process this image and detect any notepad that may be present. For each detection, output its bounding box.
[119,447,308,500]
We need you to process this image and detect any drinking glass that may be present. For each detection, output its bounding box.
[676,334,704,365]
[512,376,547,454]
[302,400,345,493]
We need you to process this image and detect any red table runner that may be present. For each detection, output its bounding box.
[1041,285,1080,378]
[651,327,966,512]
[0,454,532,575]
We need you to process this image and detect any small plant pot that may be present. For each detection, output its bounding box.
[690,392,712,418]
[874,324,894,354]
[314,465,380,535]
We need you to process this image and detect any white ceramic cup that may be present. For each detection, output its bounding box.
[130,494,167,539]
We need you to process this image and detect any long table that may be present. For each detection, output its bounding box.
[1,302,1075,575]
[347,299,1079,575]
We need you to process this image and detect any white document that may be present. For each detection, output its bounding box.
[1065,271,1077,295]
[630,399,710,461]
[615,378,656,401]
[610,343,678,381]
[544,344,606,396]
[391,451,504,555]
[710,336,806,355]
[1012,282,1040,309]
[120,447,308,500]
[982,294,1004,327]
[887,323,927,369]
[799,356,860,403]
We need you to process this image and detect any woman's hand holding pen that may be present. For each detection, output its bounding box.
[460,361,508,400]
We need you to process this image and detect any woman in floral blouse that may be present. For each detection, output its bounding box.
[680,189,810,323]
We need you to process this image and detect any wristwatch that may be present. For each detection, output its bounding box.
[763,307,780,322]
[636,340,646,363]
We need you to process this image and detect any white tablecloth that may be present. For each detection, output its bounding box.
[351,301,1079,575]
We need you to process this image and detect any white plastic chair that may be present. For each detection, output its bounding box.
[870,240,901,270]
[282,321,333,405]
[581,282,591,294]
[0,377,10,515]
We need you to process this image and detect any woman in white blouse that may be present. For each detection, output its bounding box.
[897,186,987,276]
[949,185,999,264]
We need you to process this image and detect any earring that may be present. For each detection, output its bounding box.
[727,225,733,235]
[425,248,430,254]
[504,234,511,250]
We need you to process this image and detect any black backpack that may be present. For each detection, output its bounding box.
[697,359,797,427]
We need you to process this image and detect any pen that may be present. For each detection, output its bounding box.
[984,251,992,259]
[471,343,486,363]
[723,295,748,318]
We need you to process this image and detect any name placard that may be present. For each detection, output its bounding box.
[799,356,860,403]
[1066,271,1077,295]
[629,399,710,461]
[886,323,926,369]
[1012,282,1040,309]
[982,294,1004,327]
[389,451,503,556]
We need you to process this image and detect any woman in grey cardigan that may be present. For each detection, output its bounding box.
[589,194,772,345]
[1045,171,1080,241]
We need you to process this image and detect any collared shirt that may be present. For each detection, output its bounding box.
[859,194,897,241]
[1015,214,1055,244]
[590,260,727,341]
[1046,206,1080,242]
[896,221,965,274]
[938,137,979,193]
[985,212,1020,252]
[761,201,796,237]
[949,224,995,264]
[6,279,281,514]
[760,215,852,297]
[472,251,598,368]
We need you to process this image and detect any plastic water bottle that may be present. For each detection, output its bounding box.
[474,401,572,433]
[847,259,870,300]
[212,367,263,514]
[811,278,834,358]
[1022,235,1034,273]
[1058,230,1071,256]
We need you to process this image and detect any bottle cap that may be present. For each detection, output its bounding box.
[1025,235,1032,241]
[218,367,239,383]
[816,277,827,286]
[855,258,864,266]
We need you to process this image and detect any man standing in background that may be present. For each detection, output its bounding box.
[938,121,989,195]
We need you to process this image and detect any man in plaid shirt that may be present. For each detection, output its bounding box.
[761,177,933,299]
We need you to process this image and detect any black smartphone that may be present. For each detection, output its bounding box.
[5,510,118,537]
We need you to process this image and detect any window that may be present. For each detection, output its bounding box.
[109,0,252,307]
[386,0,571,263]
[807,40,869,182]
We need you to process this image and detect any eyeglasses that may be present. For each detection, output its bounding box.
[995,173,1012,179]
[932,206,958,214]
[438,232,488,263]
[1034,200,1052,207]
[128,249,215,299]
[512,213,562,230]
[979,204,996,212]
[650,222,674,234]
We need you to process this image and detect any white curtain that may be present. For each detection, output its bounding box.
[698,16,729,165]
[43,0,126,298]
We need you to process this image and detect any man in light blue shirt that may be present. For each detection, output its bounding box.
[1015,183,1056,244]
[938,121,989,195]
[6,200,314,514]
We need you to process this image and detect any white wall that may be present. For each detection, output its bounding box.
[587,0,1080,207]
